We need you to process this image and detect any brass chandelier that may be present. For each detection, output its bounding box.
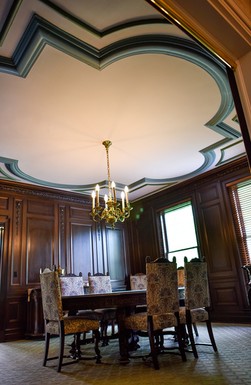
[90,140,132,227]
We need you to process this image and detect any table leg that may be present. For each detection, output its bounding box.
[116,308,130,364]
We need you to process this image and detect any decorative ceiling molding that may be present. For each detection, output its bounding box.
[0,1,244,200]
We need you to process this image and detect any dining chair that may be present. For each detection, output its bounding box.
[177,266,198,337]
[59,274,100,344]
[40,268,101,372]
[179,257,218,358]
[124,258,186,370]
[87,272,117,346]
[130,273,147,290]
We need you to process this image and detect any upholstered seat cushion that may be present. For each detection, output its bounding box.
[179,306,209,323]
[45,316,100,335]
[124,311,177,331]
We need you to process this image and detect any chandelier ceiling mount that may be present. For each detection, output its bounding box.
[90,140,132,228]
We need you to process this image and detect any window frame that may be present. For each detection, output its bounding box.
[159,199,200,266]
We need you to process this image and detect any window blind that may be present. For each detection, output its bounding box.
[230,179,251,265]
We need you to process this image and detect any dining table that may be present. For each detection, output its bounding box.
[62,289,147,363]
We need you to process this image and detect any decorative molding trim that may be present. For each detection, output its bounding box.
[0,181,90,204]
[0,0,23,46]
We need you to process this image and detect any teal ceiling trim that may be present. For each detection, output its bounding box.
[217,139,246,166]
[0,0,23,46]
[38,0,169,37]
[213,122,241,139]
[0,14,234,126]
[0,13,241,196]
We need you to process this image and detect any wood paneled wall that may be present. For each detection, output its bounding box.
[0,183,128,341]
[127,157,251,323]
[0,156,250,341]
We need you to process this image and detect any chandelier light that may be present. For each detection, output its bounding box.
[90,140,132,227]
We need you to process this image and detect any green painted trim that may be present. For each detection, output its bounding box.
[38,0,169,37]
[0,13,242,196]
[0,0,23,46]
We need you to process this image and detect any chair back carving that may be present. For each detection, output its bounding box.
[146,259,179,315]
[59,276,84,296]
[184,260,210,309]
[88,272,112,294]
[130,273,147,290]
[40,269,63,321]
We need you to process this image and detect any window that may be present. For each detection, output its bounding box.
[160,200,199,267]
[230,178,251,266]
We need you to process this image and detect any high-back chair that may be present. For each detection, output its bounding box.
[180,257,218,358]
[177,266,198,337]
[40,269,101,372]
[124,258,186,370]
[130,273,147,290]
[59,275,85,296]
[88,272,117,346]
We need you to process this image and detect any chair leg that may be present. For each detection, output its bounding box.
[57,329,65,372]
[206,320,218,352]
[148,318,159,370]
[186,322,198,358]
[193,323,199,337]
[176,325,187,362]
[43,332,50,366]
[101,321,109,346]
[93,329,102,363]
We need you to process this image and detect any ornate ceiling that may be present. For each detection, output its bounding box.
[0,0,246,202]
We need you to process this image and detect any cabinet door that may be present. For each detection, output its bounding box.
[105,225,127,290]
[70,223,94,280]
[26,218,54,284]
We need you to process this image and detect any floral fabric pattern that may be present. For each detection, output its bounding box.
[147,261,179,316]
[130,274,147,290]
[59,276,84,296]
[88,275,112,294]
[184,262,210,309]
[125,261,179,332]
[40,270,63,321]
[40,270,100,333]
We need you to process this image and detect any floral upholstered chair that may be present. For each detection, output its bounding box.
[130,273,147,313]
[87,272,117,346]
[130,273,147,290]
[59,275,85,296]
[179,257,218,358]
[124,258,186,370]
[40,269,101,372]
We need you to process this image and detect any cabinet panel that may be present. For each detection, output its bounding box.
[70,223,94,279]
[200,203,233,274]
[106,226,127,290]
[26,218,54,284]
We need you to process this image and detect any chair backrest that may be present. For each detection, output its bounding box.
[88,272,112,294]
[130,273,147,290]
[146,259,179,315]
[59,275,84,296]
[40,269,63,321]
[184,259,210,309]
[177,267,185,287]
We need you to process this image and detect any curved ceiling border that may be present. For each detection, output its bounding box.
[0,13,241,196]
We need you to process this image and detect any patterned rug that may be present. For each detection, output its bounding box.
[0,323,251,385]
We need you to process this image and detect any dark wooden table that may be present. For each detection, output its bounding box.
[62,290,146,363]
